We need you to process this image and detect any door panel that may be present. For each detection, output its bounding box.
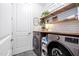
[12,3,33,55]
[16,4,28,32]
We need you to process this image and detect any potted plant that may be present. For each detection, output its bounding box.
[40,10,49,29]
[41,10,49,17]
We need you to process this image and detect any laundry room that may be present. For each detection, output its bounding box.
[0,0,79,57]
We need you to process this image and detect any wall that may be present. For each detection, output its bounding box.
[42,3,64,12]
[0,3,12,38]
[0,3,12,56]
[32,3,48,30]
[30,3,50,18]
[51,20,79,33]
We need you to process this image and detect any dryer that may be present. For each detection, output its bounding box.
[42,34,79,56]
[48,34,79,56]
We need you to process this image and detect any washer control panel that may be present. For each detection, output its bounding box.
[65,37,79,44]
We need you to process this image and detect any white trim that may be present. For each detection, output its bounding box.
[0,35,12,56]
[7,49,12,56]
[12,46,33,55]
[0,35,11,45]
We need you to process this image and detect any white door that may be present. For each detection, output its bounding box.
[12,3,33,55]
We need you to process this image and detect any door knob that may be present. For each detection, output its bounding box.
[11,39,14,42]
[28,32,31,34]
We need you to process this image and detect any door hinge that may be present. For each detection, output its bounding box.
[11,39,14,42]
[11,17,13,20]
[12,45,13,54]
[12,32,13,35]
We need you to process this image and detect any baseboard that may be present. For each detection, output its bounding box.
[12,47,33,56]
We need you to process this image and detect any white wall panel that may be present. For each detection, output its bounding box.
[0,3,12,39]
[0,3,12,56]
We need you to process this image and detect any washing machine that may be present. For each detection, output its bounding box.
[42,34,79,56]
[33,32,41,56]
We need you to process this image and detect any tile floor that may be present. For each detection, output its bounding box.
[13,50,37,56]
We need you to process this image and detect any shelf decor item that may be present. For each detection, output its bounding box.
[33,17,40,26]
[40,19,45,29]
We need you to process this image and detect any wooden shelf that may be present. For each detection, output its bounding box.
[52,15,78,24]
[40,3,77,20]
[33,28,79,37]
[40,14,51,20]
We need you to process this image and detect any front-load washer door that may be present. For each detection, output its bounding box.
[33,36,39,49]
